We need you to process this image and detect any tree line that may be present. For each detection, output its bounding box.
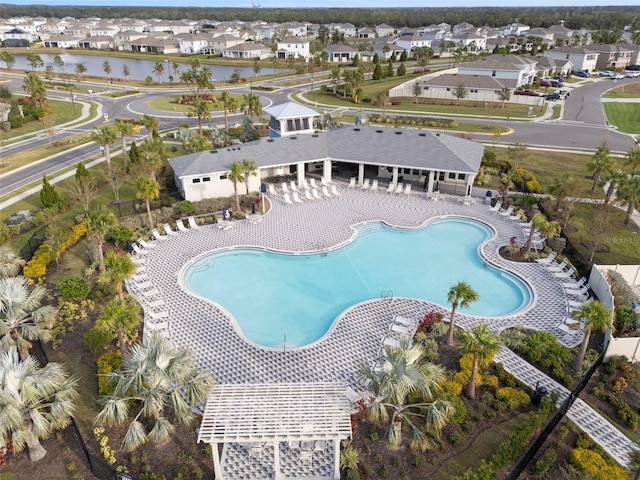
[1,5,639,31]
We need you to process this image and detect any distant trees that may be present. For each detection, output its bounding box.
[26,53,43,71]
[0,51,15,70]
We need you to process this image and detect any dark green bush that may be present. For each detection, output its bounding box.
[84,326,112,356]
[58,277,90,300]
[614,306,637,335]
[178,200,196,215]
[533,446,557,477]
[413,455,426,468]
[108,225,134,245]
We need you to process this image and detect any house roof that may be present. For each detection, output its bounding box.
[325,43,358,53]
[460,54,536,71]
[423,73,517,89]
[169,125,484,179]
[264,102,320,120]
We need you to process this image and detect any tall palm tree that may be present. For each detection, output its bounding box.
[136,176,160,229]
[114,119,135,171]
[96,296,141,355]
[87,206,116,273]
[616,175,640,226]
[153,61,165,83]
[0,276,57,360]
[228,162,244,212]
[446,281,480,346]
[458,325,501,399]
[357,338,453,450]
[0,347,78,461]
[94,332,213,451]
[572,301,611,372]
[242,92,262,120]
[0,246,24,278]
[139,114,159,140]
[191,98,210,134]
[91,125,117,169]
[241,159,257,195]
[102,251,137,301]
[524,213,560,253]
[587,142,614,193]
[624,147,640,178]
[548,172,577,210]
[135,138,164,179]
[220,91,239,134]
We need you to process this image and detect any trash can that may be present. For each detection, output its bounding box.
[531,385,548,407]
[484,191,493,205]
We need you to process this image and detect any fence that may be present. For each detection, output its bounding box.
[19,230,45,261]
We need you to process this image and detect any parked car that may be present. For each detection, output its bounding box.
[538,80,552,87]
[543,92,561,101]
[599,70,614,77]
[575,70,590,78]
[626,71,640,78]
[550,80,563,87]
[625,64,640,71]
[610,73,625,80]
[514,89,540,96]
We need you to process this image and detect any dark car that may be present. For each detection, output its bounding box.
[575,70,590,78]
[549,80,563,87]
[538,80,552,87]
[543,92,561,101]
[625,65,640,71]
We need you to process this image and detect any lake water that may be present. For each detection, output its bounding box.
[10,53,286,82]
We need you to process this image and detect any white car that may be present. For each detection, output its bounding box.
[610,73,625,80]
[625,71,640,78]
[599,70,613,77]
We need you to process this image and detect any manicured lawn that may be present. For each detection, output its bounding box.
[2,133,93,172]
[603,102,640,133]
[146,93,244,113]
[602,82,640,98]
[3,98,84,141]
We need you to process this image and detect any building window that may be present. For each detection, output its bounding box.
[448,173,456,179]
[192,178,201,183]
[458,173,466,180]
[439,172,445,181]
[219,174,228,180]
[203,177,211,182]
[404,168,411,174]
[446,87,451,92]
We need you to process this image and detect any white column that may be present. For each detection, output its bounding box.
[274,441,282,480]
[212,443,223,479]
[333,440,340,480]
[427,170,435,193]
[466,174,475,196]
[358,163,364,186]
[297,162,305,187]
[392,167,398,187]
[323,159,332,183]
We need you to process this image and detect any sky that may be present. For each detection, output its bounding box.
[2,0,638,7]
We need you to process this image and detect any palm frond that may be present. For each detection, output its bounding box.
[122,420,147,452]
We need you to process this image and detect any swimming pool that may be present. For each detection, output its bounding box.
[182,218,531,350]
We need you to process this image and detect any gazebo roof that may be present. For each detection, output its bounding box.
[264,102,320,120]
[197,382,353,444]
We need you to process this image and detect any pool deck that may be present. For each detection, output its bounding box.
[128,184,638,473]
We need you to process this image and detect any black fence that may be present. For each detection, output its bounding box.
[19,230,45,261]
[506,349,605,479]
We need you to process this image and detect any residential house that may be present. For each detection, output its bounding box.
[375,24,395,37]
[523,28,555,47]
[115,18,148,33]
[450,32,487,53]
[502,23,530,37]
[64,22,91,38]
[276,37,310,59]
[403,73,518,103]
[122,37,180,54]
[544,46,599,73]
[620,44,640,65]
[457,54,538,86]
[528,56,573,77]
[395,34,431,54]
[357,28,375,39]
[586,44,635,70]
[221,43,272,60]
[177,33,213,54]
[78,35,115,50]
[43,35,82,48]
[453,22,474,35]
[145,20,192,35]
[204,34,245,55]
[284,22,308,37]
[325,44,359,62]
[114,30,147,50]
[333,23,357,38]
[0,28,37,44]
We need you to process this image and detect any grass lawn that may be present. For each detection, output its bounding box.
[602,82,640,98]
[2,98,84,141]
[603,102,640,133]
[146,93,244,113]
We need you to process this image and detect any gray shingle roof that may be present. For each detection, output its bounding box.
[423,73,516,89]
[169,126,483,179]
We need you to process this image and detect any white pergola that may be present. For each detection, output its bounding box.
[197,382,353,479]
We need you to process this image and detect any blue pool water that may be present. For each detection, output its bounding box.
[182,218,531,349]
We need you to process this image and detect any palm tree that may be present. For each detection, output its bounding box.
[228,162,244,212]
[153,61,165,83]
[96,296,141,355]
[616,175,640,226]
[91,125,117,169]
[524,213,560,253]
[572,301,611,372]
[500,168,520,205]
[114,119,135,171]
[587,142,614,193]
[548,173,577,210]
[220,91,239,134]
[136,176,160,229]
[446,281,480,346]
[102,251,137,301]
[497,87,511,108]
[458,325,501,399]
[87,206,116,273]
[242,92,262,119]
[624,147,640,178]
[0,276,57,360]
[315,111,342,130]
[0,348,78,461]
[94,333,213,451]
[191,98,211,135]
[357,338,454,450]
[241,159,258,195]
[0,246,24,278]
[139,114,159,140]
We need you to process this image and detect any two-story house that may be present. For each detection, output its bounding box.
[375,24,395,37]
[395,34,431,55]
[276,37,310,59]
[457,54,537,86]
[177,33,213,54]
[585,44,635,70]
[544,46,599,73]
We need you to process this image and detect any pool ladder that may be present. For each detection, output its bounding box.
[381,290,394,304]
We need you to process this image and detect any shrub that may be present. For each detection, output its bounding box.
[449,430,462,445]
[570,448,628,480]
[84,326,113,356]
[108,225,134,245]
[58,277,91,300]
[417,310,444,334]
[442,379,463,397]
[96,351,122,396]
[496,387,530,409]
[178,200,196,215]
[533,447,557,477]
[614,306,637,335]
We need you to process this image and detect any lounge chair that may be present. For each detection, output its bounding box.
[554,267,577,279]
[386,183,395,193]
[383,336,401,348]
[284,193,293,204]
[390,323,413,337]
[134,280,154,290]
[282,182,290,193]
[288,440,301,454]
[142,288,161,298]
[149,310,169,321]
[304,189,314,201]
[371,179,379,191]
[499,205,514,217]
[176,219,188,232]
[362,179,370,190]
[403,184,412,195]
[489,201,503,213]
[146,320,169,331]
[290,180,298,192]
[313,189,322,200]
[563,276,587,289]
[146,299,166,309]
[348,177,356,188]
[302,179,310,190]
[132,272,149,282]
[137,238,154,250]
[310,178,318,189]
[535,251,557,264]
[520,219,533,228]
[508,210,524,221]
[547,260,568,273]
[131,244,149,256]
[321,177,328,185]
[393,315,414,327]
[152,229,165,241]
[163,224,177,236]
[268,184,277,196]
[565,285,590,298]
[394,183,404,194]
[322,186,332,197]
[331,185,341,196]
[292,191,303,203]
[567,299,589,309]
[188,216,200,229]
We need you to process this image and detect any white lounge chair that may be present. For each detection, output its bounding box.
[176,219,188,232]
[489,201,503,213]
[386,183,395,193]
[348,177,356,188]
[393,315,414,327]
[390,323,412,337]
[146,299,166,309]
[394,183,404,194]
[500,205,514,217]
[292,191,303,203]
[310,178,318,189]
[563,276,587,289]
[163,224,177,236]
[146,320,169,331]
[322,186,332,197]
[284,193,293,205]
[131,244,149,256]
[187,216,200,229]
[312,189,322,200]
[290,180,299,192]
[321,177,328,185]
[383,336,401,348]
[304,189,314,201]
[138,238,154,250]
[508,210,524,221]
[268,184,276,196]
[152,229,165,241]
[554,267,577,279]
[142,288,161,298]
[149,310,169,321]
[403,184,412,195]
[565,285,590,298]
[331,185,340,196]
[362,179,370,190]
[134,280,154,290]
[567,299,589,309]
[371,179,379,191]
[535,251,557,264]
[132,272,149,282]
[282,182,290,193]
[302,179,310,190]
[520,219,533,228]
[547,260,568,273]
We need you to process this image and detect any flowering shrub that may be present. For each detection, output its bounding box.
[24,221,87,279]
[496,387,530,409]
[570,448,627,480]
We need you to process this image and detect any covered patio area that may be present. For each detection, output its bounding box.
[197,383,353,479]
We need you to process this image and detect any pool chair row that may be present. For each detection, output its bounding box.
[372,316,418,371]
[282,185,341,204]
[130,217,201,257]
[349,177,413,195]
[489,201,524,222]
[273,178,329,195]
